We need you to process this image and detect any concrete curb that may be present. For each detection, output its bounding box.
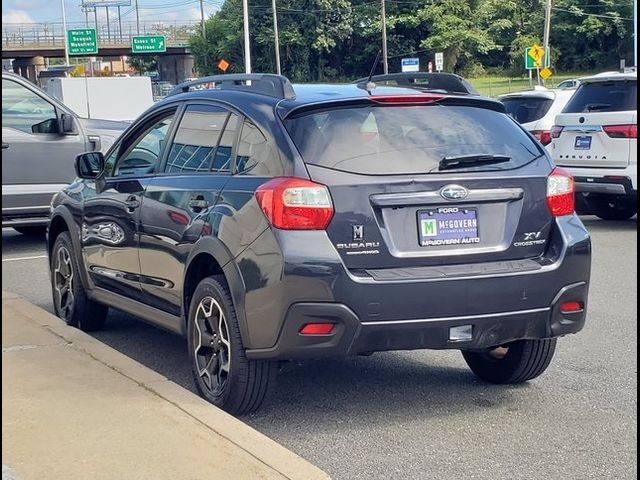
[2,291,330,480]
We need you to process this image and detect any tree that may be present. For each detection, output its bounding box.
[129,55,158,75]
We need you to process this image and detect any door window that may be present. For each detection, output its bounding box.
[164,105,233,174]
[110,111,175,177]
[2,79,58,134]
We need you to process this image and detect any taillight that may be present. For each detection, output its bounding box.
[603,124,637,138]
[546,167,575,217]
[255,177,334,230]
[550,125,564,138]
[531,130,552,146]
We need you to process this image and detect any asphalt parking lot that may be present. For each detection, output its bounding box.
[2,216,637,480]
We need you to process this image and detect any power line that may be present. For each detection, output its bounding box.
[552,6,633,20]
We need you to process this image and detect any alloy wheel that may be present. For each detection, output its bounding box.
[53,246,74,320]
[193,296,231,393]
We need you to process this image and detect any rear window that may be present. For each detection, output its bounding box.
[501,97,553,124]
[285,105,541,175]
[563,80,637,113]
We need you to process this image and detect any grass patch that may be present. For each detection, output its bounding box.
[468,71,598,97]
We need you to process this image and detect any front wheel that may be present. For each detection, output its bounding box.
[187,276,277,415]
[462,338,557,384]
[583,194,637,221]
[51,232,108,331]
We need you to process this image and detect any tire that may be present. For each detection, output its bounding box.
[583,194,637,221]
[187,276,277,415]
[50,232,108,332]
[462,338,557,384]
[14,226,47,236]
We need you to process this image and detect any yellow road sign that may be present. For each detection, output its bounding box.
[528,43,545,67]
[540,67,552,80]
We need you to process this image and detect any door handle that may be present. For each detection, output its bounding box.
[188,196,209,211]
[2,142,9,150]
[124,195,140,213]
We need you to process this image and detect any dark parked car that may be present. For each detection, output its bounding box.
[48,74,591,414]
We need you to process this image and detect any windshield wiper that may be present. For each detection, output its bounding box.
[585,103,611,112]
[439,154,511,171]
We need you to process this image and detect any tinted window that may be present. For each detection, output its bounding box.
[2,79,57,134]
[165,105,228,174]
[285,105,540,175]
[563,80,637,113]
[501,97,553,124]
[236,121,277,175]
[211,113,239,172]
[112,112,174,177]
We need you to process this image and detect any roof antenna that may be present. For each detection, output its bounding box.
[358,49,381,93]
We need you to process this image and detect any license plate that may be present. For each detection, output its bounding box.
[574,136,592,150]
[418,208,479,247]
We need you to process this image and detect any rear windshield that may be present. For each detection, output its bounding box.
[563,80,637,113]
[501,97,553,124]
[285,105,541,175]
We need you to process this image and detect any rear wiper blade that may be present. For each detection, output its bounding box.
[585,103,611,112]
[439,154,511,170]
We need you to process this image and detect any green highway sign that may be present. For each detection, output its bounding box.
[131,35,167,53]
[67,28,98,55]
[525,46,550,69]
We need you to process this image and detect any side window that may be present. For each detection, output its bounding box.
[235,120,278,176]
[2,79,58,134]
[112,112,175,177]
[211,113,239,172]
[164,104,230,174]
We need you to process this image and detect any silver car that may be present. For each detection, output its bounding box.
[2,72,129,234]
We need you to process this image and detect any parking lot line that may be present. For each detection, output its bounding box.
[2,255,48,263]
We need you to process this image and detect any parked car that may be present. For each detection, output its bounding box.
[499,88,576,146]
[48,74,591,414]
[549,71,637,220]
[2,71,129,234]
[556,78,581,90]
[354,72,479,95]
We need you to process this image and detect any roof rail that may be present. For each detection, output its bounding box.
[167,73,296,99]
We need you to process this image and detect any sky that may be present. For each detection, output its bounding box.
[2,0,221,25]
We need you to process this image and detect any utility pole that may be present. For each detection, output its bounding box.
[634,0,637,66]
[199,0,206,40]
[135,0,140,35]
[60,0,70,65]
[106,7,111,42]
[542,0,552,83]
[381,0,388,74]
[117,6,123,42]
[243,0,251,73]
[272,0,281,74]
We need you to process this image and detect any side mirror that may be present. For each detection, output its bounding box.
[60,113,76,134]
[75,152,105,179]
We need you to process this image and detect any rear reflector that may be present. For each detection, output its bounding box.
[369,94,444,105]
[531,130,552,146]
[603,124,637,139]
[299,323,335,335]
[550,125,564,138]
[560,301,583,314]
[256,177,334,230]
[547,167,575,217]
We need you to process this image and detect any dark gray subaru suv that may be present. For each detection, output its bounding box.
[48,74,591,414]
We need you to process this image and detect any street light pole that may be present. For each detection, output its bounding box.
[272,0,281,74]
[634,0,637,66]
[243,0,251,73]
[542,0,552,82]
[381,0,388,74]
[199,0,206,40]
[135,0,140,35]
[61,0,70,65]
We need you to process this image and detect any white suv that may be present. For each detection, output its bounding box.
[549,72,637,220]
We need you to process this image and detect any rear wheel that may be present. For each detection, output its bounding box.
[187,276,277,415]
[583,194,637,221]
[51,232,108,331]
[462,338,557,384]
[14,226,47,236]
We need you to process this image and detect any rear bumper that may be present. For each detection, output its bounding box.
[242,215,591,360]
[246,282,588,359]
[562,165,637,194]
